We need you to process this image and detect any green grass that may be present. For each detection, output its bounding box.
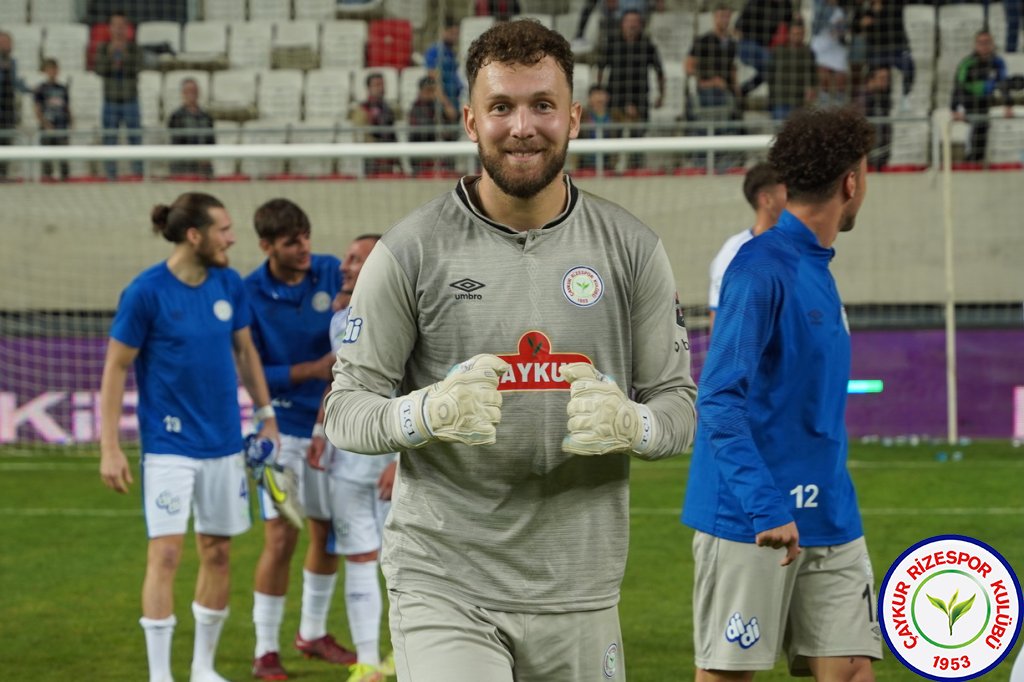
[1,442,1021,681]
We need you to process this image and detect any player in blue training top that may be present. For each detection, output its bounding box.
[243,198,354,680]
[682,107,882,681]
[99,192,279,682]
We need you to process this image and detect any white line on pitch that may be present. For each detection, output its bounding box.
[0,507,139,517]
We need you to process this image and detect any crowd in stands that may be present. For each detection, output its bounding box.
[0,0,1022,181]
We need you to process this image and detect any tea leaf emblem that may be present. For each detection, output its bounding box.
[928,589,976,636]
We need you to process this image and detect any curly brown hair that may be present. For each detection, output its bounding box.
[768,107,874,204]
[465,19,574,98]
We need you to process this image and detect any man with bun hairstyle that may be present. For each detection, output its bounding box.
[99,192,278,682]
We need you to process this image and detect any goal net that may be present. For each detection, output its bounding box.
[0,1,1022,454]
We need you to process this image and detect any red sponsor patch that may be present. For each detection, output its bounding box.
[495,331,592,391]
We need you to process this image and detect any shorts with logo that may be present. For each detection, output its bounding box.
[257,434,332,522]
[329,477,390,556]
[389,587,625,682]
[692,532,882,674]
[142,452,251,538]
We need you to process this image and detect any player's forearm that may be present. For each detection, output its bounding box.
[636,388,697,460]
[99,362,128,448]
[237,344,273,410]
[323,387,406,454]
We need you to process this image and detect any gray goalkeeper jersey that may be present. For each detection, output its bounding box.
[325,176,696,613]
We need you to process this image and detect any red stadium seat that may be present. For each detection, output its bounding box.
[366,19,413,69]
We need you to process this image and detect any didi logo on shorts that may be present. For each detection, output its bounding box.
[878,535,1022,680]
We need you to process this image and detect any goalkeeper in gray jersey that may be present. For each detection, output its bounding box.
[324,19,696,682]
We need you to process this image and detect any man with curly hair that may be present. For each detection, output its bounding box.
[324,18,696,682]
[683,107,881,681]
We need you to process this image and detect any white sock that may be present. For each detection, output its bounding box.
[345,560,382,666]
[252,592,285,658]
[191,602,228,674]
[140,615,176,682]
[299,569,337,641]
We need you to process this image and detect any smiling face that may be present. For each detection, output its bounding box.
[193,207,235,268]
[464,56,581,200]
[262,230,312,282]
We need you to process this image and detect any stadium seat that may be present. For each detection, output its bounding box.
[289,118,337,176]
[257,69,304,120]
[321,20,368,69]
[398,65,428,117]
[180,20,228,68]
[41,23,88,73]
[138,70,164,127]
[651,66,686,124]
[351,66,399,110]
[228,20,274,69]
[555,10,600,58]
[366,19,413,69]
[295,0,337,20]
[572,62,593,100]
[7,24,43,73]
[380,0,426,28]
[273,20,321,69]
[516,13,555,29]
[305,68,353,120]
[888,66,933,116]
[212,119,241,177]
[938,3,985,62]
[249,0,291,21]
[460,16,495,59]
[240,118,288,177]
[210,68,259,120]
[137,21,182,54]
[17,70,46,132]
[67,70,103,127]
[903,5,936,65]
[985,105,1024,164]
[203,0,246,22]
[29,0,77,24]
[335,128,361,176]
[888,120,931,166]
[162,70,211,114]
[649,12,696,68]
[335,0,384,17]
[0,1,28,24]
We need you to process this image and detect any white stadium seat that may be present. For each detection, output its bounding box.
[203,0,246,22]
[30,0,77,24]
[211,68,259,113]
[212,119,240,177]
[459,17,494,62]
[138,70,164,127]
[67,70,102,126]
[304,68,353,120]
[289,118,337,175]
[985,105,1024,164]
[228,20,274,69]
[183,20,227,55]
[241,118,288,177]
[249,0,291,21]
[649,12,696,68]
[41,23,88,73]
[295,0,337,20]
[398,65,428,117]
[320,20,368,68]
[275,20,320,50]
[136,21,181,54]
[18,70,47,132]
[7,24,43,73]
[257,69,304,120]
[0,1,29,24]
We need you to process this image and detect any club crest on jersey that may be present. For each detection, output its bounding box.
[725,612,761,649]
[495,331,591,391]
[562,266,603,307]
[602,642,618,678]
[312,291,332,312]
[213,299,233,321]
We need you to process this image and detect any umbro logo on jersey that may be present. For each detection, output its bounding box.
[450,278,485,300]
[808,309,824,325]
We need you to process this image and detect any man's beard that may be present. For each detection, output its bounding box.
[196,237,228,268]
[478,139,568,200]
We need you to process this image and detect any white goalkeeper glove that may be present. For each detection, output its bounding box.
[561,363,654,456]
[391,354,510,448]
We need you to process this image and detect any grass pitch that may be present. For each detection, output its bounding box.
[1,441,1021,681]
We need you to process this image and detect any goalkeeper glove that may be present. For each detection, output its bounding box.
[391,354,509,448]
[244,435,304,530]
[561,363,654,456]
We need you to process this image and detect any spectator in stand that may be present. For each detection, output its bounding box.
[424,16,462,123]
[95,11,144,180]
[735,0,794,97]
[810,0,851,104]
[860,66,892,169]
[34,58,72,182]
[351,72,401,176]
[572,0,663,54]
[407,75,458,175]
[851,0,914,111]
[952,30,1014,163]
[577,83,623,171]
[474,0,521,21]
[686,3,740,119]
[769,18,817,120]
[1005,0,1022,52]
[0,31,30,180]
[597,9,664,169]
[167,78,214,178]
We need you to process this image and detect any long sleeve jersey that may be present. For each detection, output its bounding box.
[245,254,341,437]
[682,210,863,546]
[325,176,696,612]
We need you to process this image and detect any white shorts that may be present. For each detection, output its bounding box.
[691,532,882,674]
[142,452,251,538]
[389,588,624,682]
[257,434,333,522]
[329,477,390,556]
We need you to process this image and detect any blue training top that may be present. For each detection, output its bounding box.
[682,210,863,546]
[110,262,251,459]
[244,254,341,438]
